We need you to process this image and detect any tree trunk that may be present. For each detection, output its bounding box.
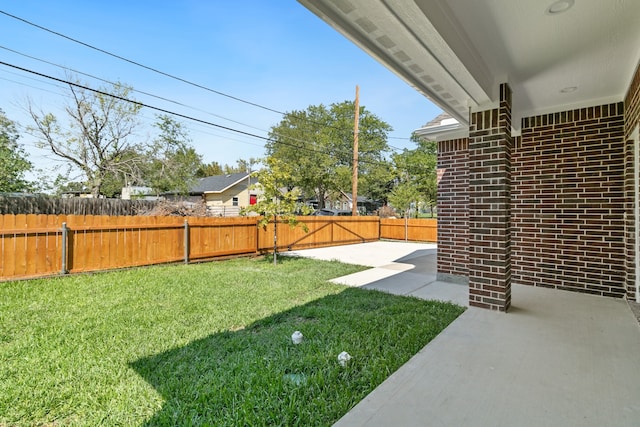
[91,182,101,198]
[317,189,326,209]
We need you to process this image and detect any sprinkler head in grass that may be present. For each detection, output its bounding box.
[337,351,351,367]
[283,373,307,386]
[291,330,303,344]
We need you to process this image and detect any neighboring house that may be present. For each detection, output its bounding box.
[300,0,640,311]
[121,186,159,201]
[330,192,381,214]
[166,172,257,216]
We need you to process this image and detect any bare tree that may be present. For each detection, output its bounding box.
[26,79,144,197]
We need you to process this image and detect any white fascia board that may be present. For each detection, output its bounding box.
[414,123,468,141]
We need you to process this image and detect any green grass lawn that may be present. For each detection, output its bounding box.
[0,255,465,426]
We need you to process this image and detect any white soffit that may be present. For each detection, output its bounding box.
[438,0,640,126]
[300,0,640,129]
[298,0,493,125]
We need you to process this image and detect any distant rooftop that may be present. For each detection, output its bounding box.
[414,112,465,141]
[189,172,251,194]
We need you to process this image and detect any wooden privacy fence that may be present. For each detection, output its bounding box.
[380,218,437,242]
[258,216,380,252]
[0,214,436,281]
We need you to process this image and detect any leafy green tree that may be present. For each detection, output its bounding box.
[242,157,311,265]
[196,158,259,178]
[223,158,259,174]
[388,180,420,218]
[26,79,144,198]
[196,161,223,177]
[359,159,396,205]
[266,101,392,208]
[392,134,438,217]
[144,115,202,195]
[0,109,33,192]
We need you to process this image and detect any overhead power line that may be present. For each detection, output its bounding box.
[0,61,373,163]
[0,9,286,116]
[0,45,377,155]
[0,44,271,135]
[0,10,414,146]
[0,61,358,162]
[0,60,272,142]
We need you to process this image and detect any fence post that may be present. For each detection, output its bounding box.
[255,217,259,254]
[183,220,189,264]
[61,222,69,274]
[405,216,409,241]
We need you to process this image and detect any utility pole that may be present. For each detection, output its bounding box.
[352,85,360,216]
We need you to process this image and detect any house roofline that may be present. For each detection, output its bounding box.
[203,174,252,194]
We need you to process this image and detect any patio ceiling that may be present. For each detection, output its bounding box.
[298,0,640,130]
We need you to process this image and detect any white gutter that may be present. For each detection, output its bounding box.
[413,123,468,141]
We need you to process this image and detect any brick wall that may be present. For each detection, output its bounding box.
[624,62,640,300]
[467,83,513,311]
[437,138,469,283]
[512,103,626,297]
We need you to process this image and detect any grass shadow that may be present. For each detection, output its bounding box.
[130,287,464,426]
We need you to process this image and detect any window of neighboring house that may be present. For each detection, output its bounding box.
[250,194,257,205]
[232,197,239,206]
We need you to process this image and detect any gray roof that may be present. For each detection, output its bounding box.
[189,172,250,194]
[421,112,453,128]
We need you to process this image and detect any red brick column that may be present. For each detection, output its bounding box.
[468,83,513,311]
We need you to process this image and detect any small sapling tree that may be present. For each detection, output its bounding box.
[242,157,312,265]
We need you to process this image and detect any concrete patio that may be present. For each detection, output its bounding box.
[287,241,467,307]
[286,242,640,426]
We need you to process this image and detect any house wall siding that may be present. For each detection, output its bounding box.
[624,62,640,300]
[437,138,469,283]
[204,186,250,207]
[512,102,626,297]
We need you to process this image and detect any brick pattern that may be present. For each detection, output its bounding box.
[437,138,469,281]
[624,62,640,300]
[512,102,626,297]
[467,83,513,311]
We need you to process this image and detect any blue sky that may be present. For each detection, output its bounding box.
[0,1,441,176]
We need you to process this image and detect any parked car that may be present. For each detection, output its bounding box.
[313,208,352,216]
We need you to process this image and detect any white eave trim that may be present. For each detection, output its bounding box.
[414,123,468,141]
